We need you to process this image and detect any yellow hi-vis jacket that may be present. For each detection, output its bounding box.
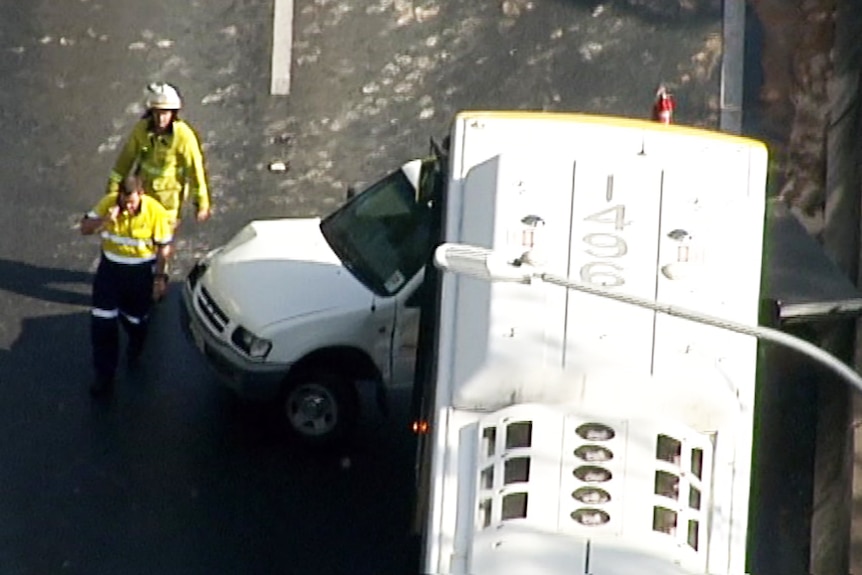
[107,118,210,219]
[89,193,173,263]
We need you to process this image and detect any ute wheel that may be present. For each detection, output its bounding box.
[278,369,358,446]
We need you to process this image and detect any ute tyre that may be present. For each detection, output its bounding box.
[278,369,358,447]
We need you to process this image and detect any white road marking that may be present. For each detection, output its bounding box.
[271,0,293,95]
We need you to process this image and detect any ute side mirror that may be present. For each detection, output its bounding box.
[346,185,357,200]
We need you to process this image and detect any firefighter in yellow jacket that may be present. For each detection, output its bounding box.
[106,82,211,230]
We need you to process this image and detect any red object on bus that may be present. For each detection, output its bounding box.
[652,86,674,124]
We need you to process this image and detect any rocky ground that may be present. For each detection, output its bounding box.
[748,3,862,575]
[749,0,840,234]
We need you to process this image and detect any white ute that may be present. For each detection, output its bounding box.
[181,159,437,445]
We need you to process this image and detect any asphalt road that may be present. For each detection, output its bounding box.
[0,0,737,573]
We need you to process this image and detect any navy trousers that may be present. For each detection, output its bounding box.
[90,256,154,379]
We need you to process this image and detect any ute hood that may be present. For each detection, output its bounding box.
[201,218,374,332]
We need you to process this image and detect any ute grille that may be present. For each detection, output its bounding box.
[196,287,229,334]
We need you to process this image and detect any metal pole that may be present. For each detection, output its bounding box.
[536,271,862,394]
[434,242,862,393]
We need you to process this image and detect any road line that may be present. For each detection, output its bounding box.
[271,0,293,95]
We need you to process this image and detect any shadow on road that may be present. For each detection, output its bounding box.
[0,280,417,574]
[0,258,92,308]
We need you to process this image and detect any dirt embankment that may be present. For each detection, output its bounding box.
[750,0,838,234]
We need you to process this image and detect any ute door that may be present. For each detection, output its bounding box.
[389,151,445,389]
[388,272,425,388]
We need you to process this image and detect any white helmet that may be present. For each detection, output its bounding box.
[145,82,182,110]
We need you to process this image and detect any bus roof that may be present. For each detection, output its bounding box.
[437,114,768,420]
[452,110,769,149]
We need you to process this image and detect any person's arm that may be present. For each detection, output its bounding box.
[152,243,173,300]
[80,197,119,235]
[181,123,211,221]
[151,205,174,300]
[106,122,145,195]
[153,243,172,276]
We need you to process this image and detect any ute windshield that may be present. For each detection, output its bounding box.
[321,167,434,297]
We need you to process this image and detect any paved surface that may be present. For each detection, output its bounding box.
[0,0,747,573]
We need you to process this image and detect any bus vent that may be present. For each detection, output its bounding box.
[564,419,624,534]
[652,433,709,551]
[465,406,714,574]
[476,419,534,530]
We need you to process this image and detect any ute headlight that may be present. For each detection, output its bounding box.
[231,326,272,359]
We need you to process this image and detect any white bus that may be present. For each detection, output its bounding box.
[410,111,769,575]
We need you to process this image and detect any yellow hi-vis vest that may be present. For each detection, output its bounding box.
[89,194,173,263]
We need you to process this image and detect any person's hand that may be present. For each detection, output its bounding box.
[196,207,211,223]
[152,274,169,302]
[95,206,121,232]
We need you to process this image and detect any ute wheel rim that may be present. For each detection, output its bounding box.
[284,382,339,437]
